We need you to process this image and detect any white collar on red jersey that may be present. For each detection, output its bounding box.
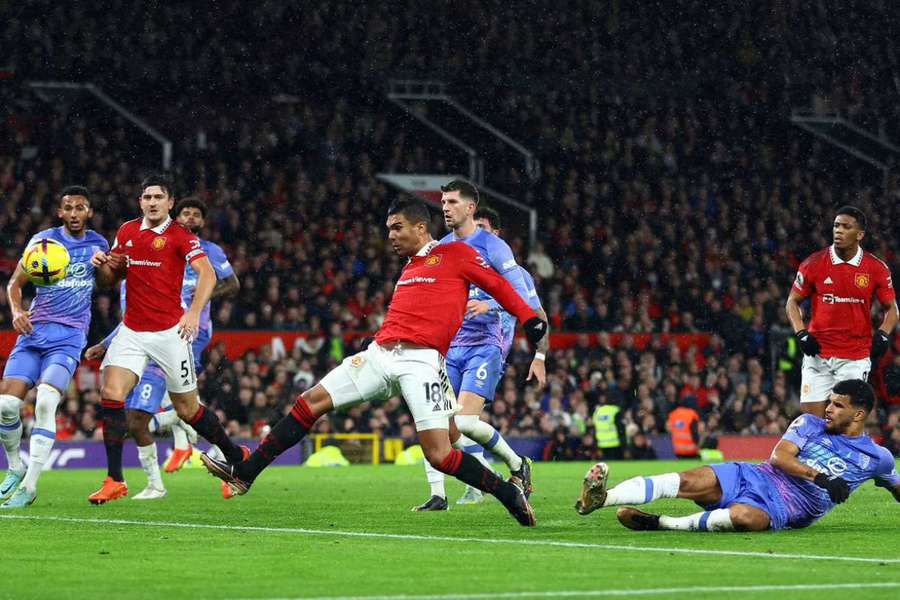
[140,216,172,233]
[415,240,439,257]
[829,245,863,266]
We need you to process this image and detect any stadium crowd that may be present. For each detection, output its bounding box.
[2,0,900,458]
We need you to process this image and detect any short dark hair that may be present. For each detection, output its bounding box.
[835,205,867,231]
[832,379,876,413]
[440,179,479,205]
[475,206,502,230]
[59,185,91,206]
[387,198,433,228]
[141,174,174,198]
[174,196,208,219]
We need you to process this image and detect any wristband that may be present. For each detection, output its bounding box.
[534,352,546,361]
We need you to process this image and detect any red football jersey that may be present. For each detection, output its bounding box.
[376,241,538,356]
[793,246,895,359]
[112,217,206,332]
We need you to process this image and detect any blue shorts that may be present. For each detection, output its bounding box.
[708,462,789,530]
[3,322,86,391]
[125,367,168,414]
[446,344,503,402]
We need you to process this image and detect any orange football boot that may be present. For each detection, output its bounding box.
[88,477,128,505]
[165,447,193,473]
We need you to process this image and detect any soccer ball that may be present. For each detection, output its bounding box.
[22,239,70,286]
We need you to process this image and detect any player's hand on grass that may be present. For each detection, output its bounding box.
[795,329,820,356]
[178,311,200,342]
[527,357,546,390]
[523,317,547,345]
[814,473,850,503]
[465,300,491,318]
[11,309,33,335]
[84,343,107,360]
[870,330,891,362]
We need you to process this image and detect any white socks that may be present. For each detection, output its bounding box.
[454,415,522,471]
[424,460,446,499]
[137,443,164,490]
[22,384,60,493]
[0,394,23,472]
[659,509,735,532]
[149,410,180,433]
[604,474,681,507]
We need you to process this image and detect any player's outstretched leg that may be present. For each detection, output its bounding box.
[89,399,129,504]
[414,434,490,510]
[201,393,321,495]
[2,384,61,508]
[574,462,681,515]
[0,393,25,500]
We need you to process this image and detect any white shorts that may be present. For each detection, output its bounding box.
[101,324,197,394]
[319,341,457,431]
[800,355,871,403]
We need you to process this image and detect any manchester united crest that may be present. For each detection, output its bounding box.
[854,273,870,289]
[424,254,441,266]
[152,236,167,251]
[350,355,365,368]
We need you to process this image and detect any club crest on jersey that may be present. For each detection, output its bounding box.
[424,254,442,266]
[854,273,869,289]
[350,355,365,368]
[152,236,166,251]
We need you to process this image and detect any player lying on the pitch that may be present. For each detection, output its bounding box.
[575,379,900,531]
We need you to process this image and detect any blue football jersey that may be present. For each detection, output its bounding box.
[181,240,234,335]
[26,227,109,334]
[439,228,531,349]
[500,267,543,361]
[759,415,900,528]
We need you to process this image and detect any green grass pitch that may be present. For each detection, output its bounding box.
[1,460,898,600]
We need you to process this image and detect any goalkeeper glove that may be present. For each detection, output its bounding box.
[523,317,548,345]
[814,473,850,504]
[795,329,820,356]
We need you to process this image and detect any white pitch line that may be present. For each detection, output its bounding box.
[2,514,899,566]
[231,583,900,600]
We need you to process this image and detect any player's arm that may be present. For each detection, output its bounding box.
[211,273,240,300]
[189,256,215,309]
[770,438,850,503]
[785,288,820,356]
[7,263,33,335]
[871,264,898,360]
[526,305,550,389]
[91,236,125,289]
[457,247,545,344]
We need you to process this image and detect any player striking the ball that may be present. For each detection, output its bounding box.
[88,175,246,504]
[201,199,548,526]
[1,186,109,508]
[575,379,899,532]
[785,206,897,418]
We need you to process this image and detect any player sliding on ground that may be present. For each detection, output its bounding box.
[201,199,548,526]
[575,379,900,531]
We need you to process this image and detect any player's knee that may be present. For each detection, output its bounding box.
[0,394,22,422]
[100,382,127,403]
[454,414,480,436]
[729,505,770,532]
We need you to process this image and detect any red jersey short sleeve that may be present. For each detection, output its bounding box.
[117,218,207,332]
[799,246,895,360]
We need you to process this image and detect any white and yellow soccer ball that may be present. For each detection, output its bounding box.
[21,239,70,286]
